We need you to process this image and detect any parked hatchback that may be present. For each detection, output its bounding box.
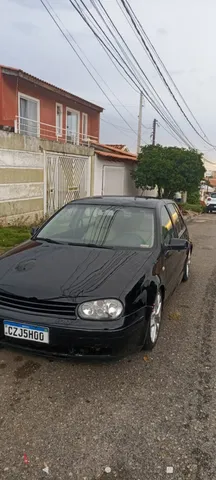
[205,192,216,213]
[0,197,192,358]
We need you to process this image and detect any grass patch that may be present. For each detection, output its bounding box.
[0,226,30,253]
[182,203,203,213]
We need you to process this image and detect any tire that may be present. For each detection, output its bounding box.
[143,290,163,350]
[182,252,191,282]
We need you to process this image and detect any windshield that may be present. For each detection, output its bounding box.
[37,204,155,249]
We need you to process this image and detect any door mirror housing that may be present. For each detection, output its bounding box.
[164,238,189,251]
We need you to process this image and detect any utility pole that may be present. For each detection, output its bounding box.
[137,91,143,154]
[152,118,157,146]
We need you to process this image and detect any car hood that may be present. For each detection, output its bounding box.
[0,240,154,301]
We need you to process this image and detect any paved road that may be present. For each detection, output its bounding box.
[1,214,216,480]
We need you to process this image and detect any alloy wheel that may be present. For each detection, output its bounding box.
[185,252,191,278]
[150,292,162,344]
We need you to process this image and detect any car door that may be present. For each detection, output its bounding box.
[166,203,188,283]
[160,205,180,298]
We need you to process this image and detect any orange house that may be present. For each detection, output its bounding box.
[0,65,103,144]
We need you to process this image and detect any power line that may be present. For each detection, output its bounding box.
[68,0,195,148]
[120,0,211,144]
[119,0,216,149]
[87,0,194,146]
[101,117,148,144]
[133,15,210,142]
[39,0,141,137]
[45,0,140,126]
[101,118,137,137]
[158,122,185,147]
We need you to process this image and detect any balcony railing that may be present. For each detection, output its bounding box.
[14,116,98,146]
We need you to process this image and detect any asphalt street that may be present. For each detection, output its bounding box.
[0,214,216,480]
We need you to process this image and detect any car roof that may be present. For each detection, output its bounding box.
[70,196,175,209]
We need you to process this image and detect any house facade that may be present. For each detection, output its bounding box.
[0,66,139,225]
[204,159,216,179]
[0,66,103,144]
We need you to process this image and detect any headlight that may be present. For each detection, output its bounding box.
[78,299,123,320]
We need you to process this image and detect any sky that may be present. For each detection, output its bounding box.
[1,0,216,160]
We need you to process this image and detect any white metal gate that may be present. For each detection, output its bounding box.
[44,153,90,216]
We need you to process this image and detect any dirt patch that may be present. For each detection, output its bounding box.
[0,360,7,369]
[14,359,41,380]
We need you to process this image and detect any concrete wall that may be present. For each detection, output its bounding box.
[93,155,137,196]
[0,130,94,156]
[0,131,94,225]
[0,148,44,225]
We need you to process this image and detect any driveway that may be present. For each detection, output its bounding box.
[0,214,216,480]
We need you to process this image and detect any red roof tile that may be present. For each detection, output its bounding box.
[105,144,127,150]
[94,142,136,157]
[95,150,137,161]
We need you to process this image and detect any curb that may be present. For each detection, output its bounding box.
[183,213,200,224]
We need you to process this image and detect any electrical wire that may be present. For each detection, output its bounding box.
[44,0,140,126]
[119,0,216,149]
[101,117,148,144]
[91,0,171,134]
[127,6,209,141]
[39,0,141,137]
[79,0,193,145]
[68,0,195,148]
[158,122,185,147]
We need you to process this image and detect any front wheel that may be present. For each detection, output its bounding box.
[143,291,163,350]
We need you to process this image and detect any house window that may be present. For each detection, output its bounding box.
[56,103,63,137]
[18,93,39,137]
[66,109,80,144]
[82,113,88,141]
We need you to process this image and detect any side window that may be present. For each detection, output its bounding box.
[161,206,175,245]
[167,203,185,236]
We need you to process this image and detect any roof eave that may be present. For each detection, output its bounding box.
[1,67,103,113]
[96,150,137,162]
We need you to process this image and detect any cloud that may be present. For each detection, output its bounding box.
[12,21,39,35]
[169,69,185,76]
[8,0,40,8]
[157,28,167,36]
[8,0,73,9]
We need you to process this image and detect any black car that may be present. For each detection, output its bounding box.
[0,196,192,358]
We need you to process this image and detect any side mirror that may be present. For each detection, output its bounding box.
[31,227,39,237]
[165,238,189,251]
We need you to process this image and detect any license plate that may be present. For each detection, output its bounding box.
[3,321,49,344]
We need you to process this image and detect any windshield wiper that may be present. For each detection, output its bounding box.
[66,242,114,249]
[36,237,63,245]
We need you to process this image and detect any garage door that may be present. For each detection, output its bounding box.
[102,166,125,195]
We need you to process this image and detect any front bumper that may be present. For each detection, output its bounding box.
[0,307,148,359]
[206,204,216,211]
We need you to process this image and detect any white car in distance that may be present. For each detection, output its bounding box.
[205,192,216,213]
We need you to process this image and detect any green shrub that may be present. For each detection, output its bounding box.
[182,203,203,213]
[187,191,200,204]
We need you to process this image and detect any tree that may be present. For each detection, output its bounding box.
[131,145,205,198]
